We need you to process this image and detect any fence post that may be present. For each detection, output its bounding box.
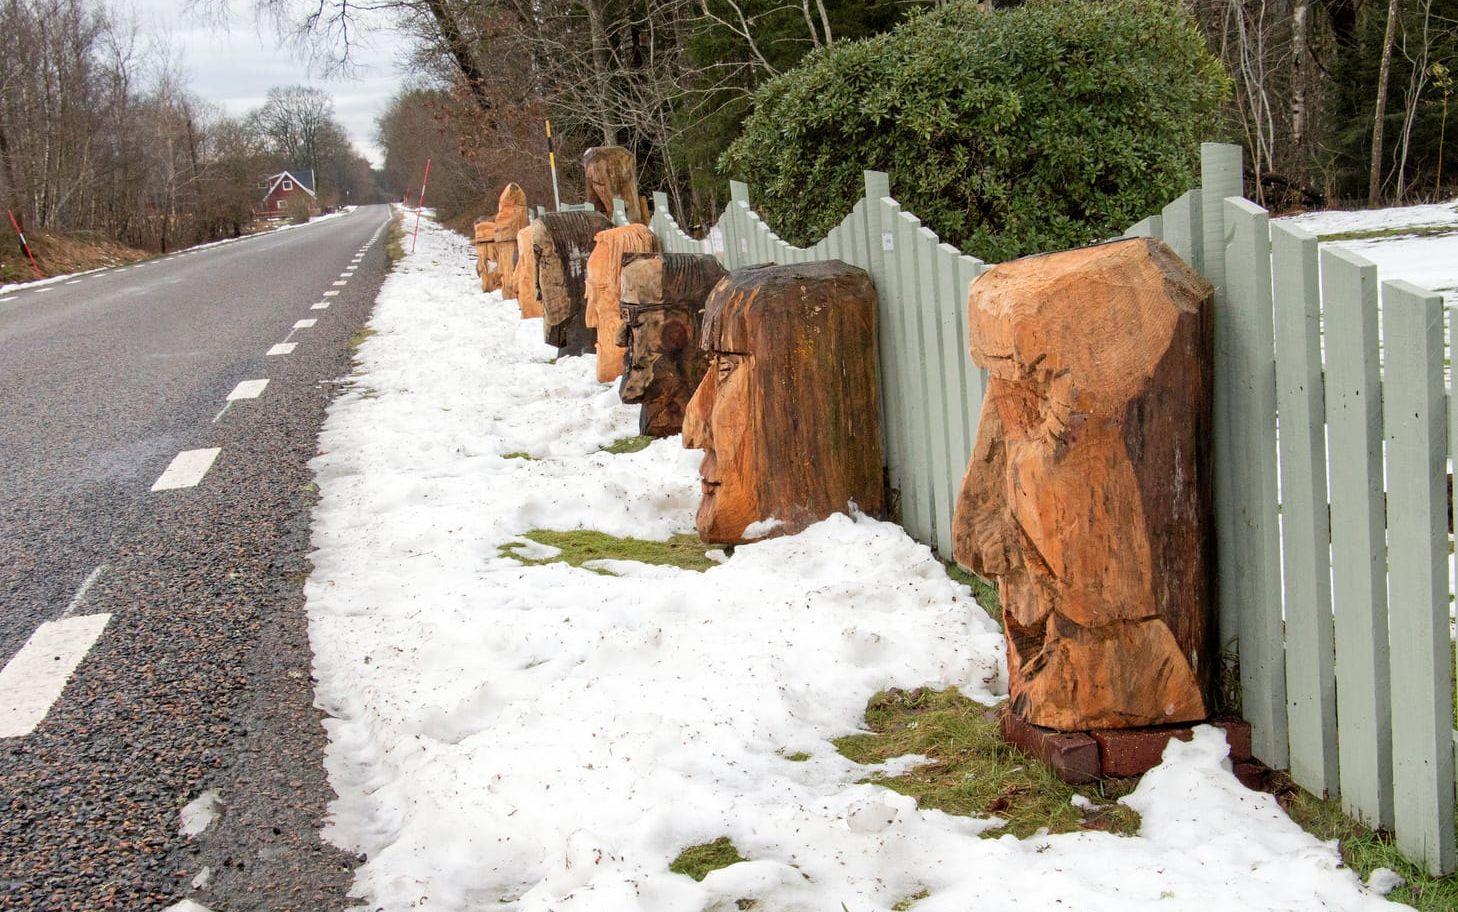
[1270,222,1339,799]
[1383,281,1456,875]
[1323,245,1395,831]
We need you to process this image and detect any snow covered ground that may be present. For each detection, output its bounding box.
[305,213,1400,911]
[1278,198,1458,306]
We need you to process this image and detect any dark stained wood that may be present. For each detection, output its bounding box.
[951,237,1215,732]
[617,252,726,437]
[533,211,611,356]
[682,260,883,544]
[585,224,658,382]
[583,146,646,224]
[494,183,529,300]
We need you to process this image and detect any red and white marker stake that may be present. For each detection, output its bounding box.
[410,158,432,255]
[7,209,44,280]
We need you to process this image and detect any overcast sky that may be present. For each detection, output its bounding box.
[136,0,406,165]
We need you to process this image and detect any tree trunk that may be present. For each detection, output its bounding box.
[1291,0,1309,147]
[1369,0,1401,206]
[424,0,493,116]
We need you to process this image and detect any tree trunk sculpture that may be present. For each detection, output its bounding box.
[494,183,529,300]
[618,252,726,438]
[951,238,1215,732]
[533,211,612,356]
[515,223,542,319]
[583,146,646,224]
[474,219,501,292]
[585,223,659,382]
[683,260,883,544]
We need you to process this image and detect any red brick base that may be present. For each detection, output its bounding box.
[1001,712,1261,787]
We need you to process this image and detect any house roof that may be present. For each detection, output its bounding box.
[263,169,318,200]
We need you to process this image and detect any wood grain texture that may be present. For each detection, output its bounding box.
[952,238,1215,732]
[494,183,529,299]
[533,211,611,356]
[682,260,884,544]
[585,224,658,382]
[583,146,646,224]
[617,252,726,437]
[473,219,501,292]
[514,223,543,319]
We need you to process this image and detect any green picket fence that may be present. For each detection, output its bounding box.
[638,142,1458,875]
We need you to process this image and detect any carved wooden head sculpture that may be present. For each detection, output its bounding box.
[494,183,529,300]
[683,260,884,544]
[474,219,501,293]
[616,252,726,438]
[584,224,658,383]
[583,146,646,224]
[515,223,542,319]
[951,238,1215,732]
[533,211,611,356]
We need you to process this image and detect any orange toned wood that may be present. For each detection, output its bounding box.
[583,146,646,224]
[474,219,501,292]
[585,224,658,382]
[682,260,883,544]
[951,238,1215,732]
[494,183,529,299]
[533,211,612,356]
[618,253,726,437]
[515,223,542,319]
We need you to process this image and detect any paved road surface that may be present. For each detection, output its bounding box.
[0,205,396,909]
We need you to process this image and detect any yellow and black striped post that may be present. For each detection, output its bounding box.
[545,119,562,211]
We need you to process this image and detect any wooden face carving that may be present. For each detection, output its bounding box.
[584,224,658,383]
[514,223,542,319]
[582,146,646,224]
[617,253,724,437]
[474,220,500,292]
[682,260,884,544]
[494,183,528,300]
[951,238,1215,732]
[533,211,611,356]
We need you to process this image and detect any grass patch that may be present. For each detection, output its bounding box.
[384,212,406,268]
[834,688,1139,839]
[502,451,537,460]
[1315,223,1458,243]
[349,325,375,356]
[668,837,745,881]
[784,751,811,762]
[1278,780,1458,910]
[892,890,930,911]
[499,529,716,573]
[944,561,1002,630]
[601,435,653,454]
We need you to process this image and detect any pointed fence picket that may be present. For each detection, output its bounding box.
[634,142,1457,874]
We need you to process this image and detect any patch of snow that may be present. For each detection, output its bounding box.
[1279,199,1458,237]
[1277,200,1458,305]
[179,789,222,838]
[307,212,1395,912]
[1365,867,1405,896]
[741,517,783,540]
[1071,793,1096,810]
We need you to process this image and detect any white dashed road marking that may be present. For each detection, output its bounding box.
[323,290,339,297]
[151,448,222,491]
[0,296,15,303]
[65,279,81,285]
[0,613,112,738]
[311,302,329,310]
[227,379,269,400]
[293,319,316,329]
[267,342,296,356]
[332,280,347,286]
[339,272,352,278]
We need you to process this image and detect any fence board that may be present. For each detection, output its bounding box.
[1222,199,1288,768]
[1270,222,1339,799]
[956,256,983,467]
[937,242,973,502]
[1161,191,1203,272]
[1202,143,1243,666]
[1322,245,1395,830]
[894,209,935,542]
[914,227,954,555]
[861,174,901,510]
[1383,280,1457,875]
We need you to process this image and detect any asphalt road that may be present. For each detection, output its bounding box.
[0,204,395,909]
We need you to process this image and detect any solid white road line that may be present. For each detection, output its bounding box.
[267,342,296,356]
[61,565,108,619]
[0,613,112,738]
[323,290,339,297]
[0,296,15,303]
[227,379,269,400]
[293,319,316,329]
[151,448,222,491]
[34,287,52,293]
[311,302,330,310]
[65,279,81,285]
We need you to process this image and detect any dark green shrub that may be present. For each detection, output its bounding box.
[721,0,1231,262]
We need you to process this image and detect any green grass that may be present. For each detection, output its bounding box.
[668,837,745,881]
[944,561,1002,629]
[1315,223,1458,243]
[833,688,1140,839]
[892,890,930,911]
[348,326,375,359]
[601,435,653,454]
[1279,781,1458,910]
[502,451,537,460]
[783,751,811,762]
[499,529,717,573]
[384,212,406,268]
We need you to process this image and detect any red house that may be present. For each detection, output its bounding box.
[257,170,321,218]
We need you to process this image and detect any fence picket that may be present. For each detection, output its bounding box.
[895,209,935,542]
[1383,280,1457,875]
[1161,191,1203,271]
[956,256,984,467]
[937,243,973,514]
[1322,245,1395,831]
[914,227,954,556]
[1270,223,1339,799]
